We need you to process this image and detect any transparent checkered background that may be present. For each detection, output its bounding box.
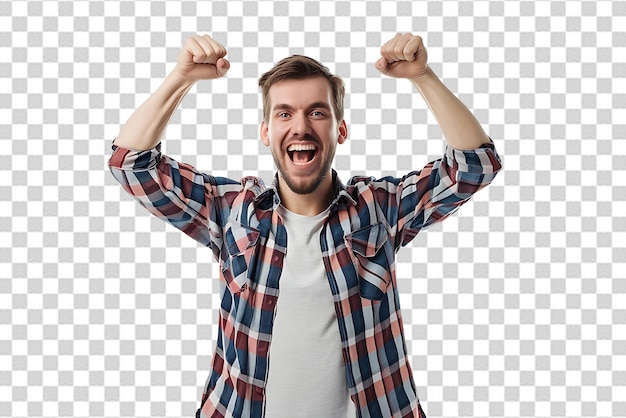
[1,0,624,417]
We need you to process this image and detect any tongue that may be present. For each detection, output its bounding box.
[293,150,314,163]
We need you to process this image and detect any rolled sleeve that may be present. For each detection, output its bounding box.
[108,142,241,251]
[385,139,502,248]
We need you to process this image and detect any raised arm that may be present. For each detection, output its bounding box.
[113,34,230,151]
[372,33,501,247]
[375,33,490,150]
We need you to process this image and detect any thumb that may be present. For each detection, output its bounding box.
[375,57,389,74]
[216,58,230,77]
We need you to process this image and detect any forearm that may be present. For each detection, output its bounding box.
[113,71,196,151]
[409,67,490,150]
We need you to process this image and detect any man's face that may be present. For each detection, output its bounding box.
[260,77,347,195]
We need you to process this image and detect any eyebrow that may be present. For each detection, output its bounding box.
[272,102,332,112]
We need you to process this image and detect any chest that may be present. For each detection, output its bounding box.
[221,204,395,302]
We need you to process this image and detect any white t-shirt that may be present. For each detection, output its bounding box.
[264,205,355,417]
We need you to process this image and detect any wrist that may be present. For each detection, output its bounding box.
[407,66,435,85]
[167,69,198,89]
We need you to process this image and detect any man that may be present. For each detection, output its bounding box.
[109,33,501,418]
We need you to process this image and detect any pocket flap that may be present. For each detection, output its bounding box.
[225,221,260,257]
[345,222,388,257]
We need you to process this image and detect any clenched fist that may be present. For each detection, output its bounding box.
[174,34,230,82]
[375,33,429,80]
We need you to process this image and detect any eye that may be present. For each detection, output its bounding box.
[310,110,325,117]
[278,112,291,118]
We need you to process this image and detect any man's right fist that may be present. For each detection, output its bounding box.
[175,34,230,81]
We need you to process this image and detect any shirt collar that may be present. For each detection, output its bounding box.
[330,170,357,207]
[253,170,357,208]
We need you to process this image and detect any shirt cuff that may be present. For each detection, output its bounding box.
[444,138,502,175]
[108,141,162,171]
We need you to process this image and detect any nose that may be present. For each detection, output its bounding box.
[291,112,312,138]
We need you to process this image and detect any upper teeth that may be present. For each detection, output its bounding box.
[287,144,316,152]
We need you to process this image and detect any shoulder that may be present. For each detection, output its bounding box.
[346,174,406,192]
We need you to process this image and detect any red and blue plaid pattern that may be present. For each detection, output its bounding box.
[109,140,501,418]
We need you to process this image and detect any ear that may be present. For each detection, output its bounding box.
[337,120,348,144]
[260,120,270,147]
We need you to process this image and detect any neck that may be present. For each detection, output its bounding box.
[277,173,334,216]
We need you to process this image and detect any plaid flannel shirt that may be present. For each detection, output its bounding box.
[109,140,501,418]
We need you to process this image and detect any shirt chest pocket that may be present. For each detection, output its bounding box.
[221,221,260,294]
[344,222,393,300]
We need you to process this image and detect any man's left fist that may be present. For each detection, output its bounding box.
[375,33,429,79]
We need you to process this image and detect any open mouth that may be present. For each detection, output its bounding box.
[287,143,318,165]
